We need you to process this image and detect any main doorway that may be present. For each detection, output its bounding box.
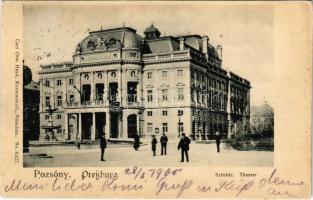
[127,114,137,138]
[110,112,119,138]
[81,113,92,140]
[95,112,105,139]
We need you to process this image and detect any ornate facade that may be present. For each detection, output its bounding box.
[38,25,250,141]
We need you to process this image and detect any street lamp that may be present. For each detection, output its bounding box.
[192,115,195,140]
[177,110,183,138]
[138,106,145,137]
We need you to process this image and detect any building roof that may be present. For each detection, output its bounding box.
[24,80,40,91]
[144,24,160,34]
[144,37,181,53]
[76,27,143,54]
[172,34,220,59]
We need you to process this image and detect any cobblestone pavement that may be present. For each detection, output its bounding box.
[24,142,273,167]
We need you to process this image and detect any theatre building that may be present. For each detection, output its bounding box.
[38,25,251,141]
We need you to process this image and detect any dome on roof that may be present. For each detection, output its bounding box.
[144,24,161,39]
[208,43,220,58]
[144,24,160,33]
[75,27,143,54]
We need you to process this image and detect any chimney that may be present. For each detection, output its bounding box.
[202,36,208,59]
[179,37,185,51]
[217,45,223,60]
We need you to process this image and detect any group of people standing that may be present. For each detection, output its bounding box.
[151,133,191,162]
[99,129,222,162]
[151,133,168,156]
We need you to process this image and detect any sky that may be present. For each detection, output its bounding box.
[24,2,274,106]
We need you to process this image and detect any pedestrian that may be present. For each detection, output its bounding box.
[100,130,107,161]
[215,132,221,153]
[177,133,191,162]
[160,133,168,155]
[151,135,157,156]
[133,131,140,151]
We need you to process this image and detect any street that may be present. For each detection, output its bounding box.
[24,141,273,167]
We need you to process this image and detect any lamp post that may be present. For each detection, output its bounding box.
[192,115,195,140]
[178,110,183,138]
[138,106,145,137]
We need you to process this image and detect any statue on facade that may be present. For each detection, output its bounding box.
[76,43,82,54]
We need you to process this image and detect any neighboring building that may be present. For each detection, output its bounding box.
[38,25,250,141]
[24,64,40,152]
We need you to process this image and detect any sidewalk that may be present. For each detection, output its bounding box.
[24,142,273,167]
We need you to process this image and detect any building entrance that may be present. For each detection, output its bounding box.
[110,112,119,138]
[81,113,92,140]
[127,114,137,138]
[95,112,105,139]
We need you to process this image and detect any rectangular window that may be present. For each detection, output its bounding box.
[162,123,168,134]
[57,114,62,119]
[177,69,183,77]
[161,89,168,101]
[45,96,50,106]
[178,110,184,116]
[147,123,153,134]
[45,115,49,120]
[162,71,168,78]
[178,122,184,133]
[69,79,74,85]
[147,90,153,102]
[69,95,74,103]
[56,79,62,86]
[162,110,168,116]
[69,125,73,134]
[147,111,153,116]
[57,96,62,106]
[45,80,50,87]
[57,128,62,134]
[177,88,184,100]
[147,72,152,79]
[129,52,137,57]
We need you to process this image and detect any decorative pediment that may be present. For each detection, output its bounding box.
[66,90,75,94]
[146,85,154,88]
[44,91,51,95]
[160,84,169,88]
[108,37,117,45]
[87,40,96,50]
[176,83,185,87]
[56,91,63,94]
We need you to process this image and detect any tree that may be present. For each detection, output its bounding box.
[250,103,274,138]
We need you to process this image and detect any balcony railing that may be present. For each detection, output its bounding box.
[66,100,107,108]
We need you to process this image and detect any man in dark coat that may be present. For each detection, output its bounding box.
[151,135,157,156]
[160,133,168,155]
[100,131,107,161]
[177,133,191,162]
[215,132,221,153]
[133,132,140,151]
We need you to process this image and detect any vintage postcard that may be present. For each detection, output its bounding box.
[0,1,311,198]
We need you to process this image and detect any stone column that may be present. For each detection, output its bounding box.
[137,114,140,136]
[39,79,43,111]
[91,112,96,140]
[122,69,127,106]
[105,112,110,137]
[91,72,94,103]
[78,113,82,140]
[119,113,123,138]
[118,67,123,103]
[137,72,141,106]
[64,113,69,140]
[122,112,128,139]
[105,71,109,105]
[63,77,67,107]
[227,75,232,138]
